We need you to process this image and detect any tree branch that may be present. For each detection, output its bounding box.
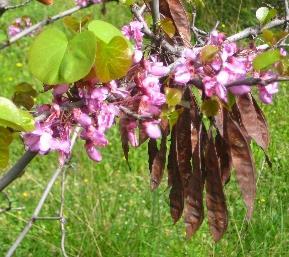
[5,0,32,11]
[5,127,80,257]
[226,19,288,42]
[0,151,37,192]
[0,3,95,50]
[151,0,160,32]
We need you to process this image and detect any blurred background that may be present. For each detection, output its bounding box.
[0,0,288,256]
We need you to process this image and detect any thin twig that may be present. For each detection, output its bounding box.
[60,167,68,257]
[5,0,32,11]
[5,127,80,257]
[226,19,288,42]
[151,0,160,32]
[0,3,96,50]
[191,8,205,45]
[0,151,37,192]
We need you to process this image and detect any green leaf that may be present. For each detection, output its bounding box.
[0,97,34,132]
[200,45,219,63]
[94,36,133,82]
[201,98,220,117]
[253,49,281,71]
[29,28,97,84]
[165,87,182,107]
[12,83,37,110]
[88,20,124,43]
[160,18,176,38]
[63,14,93,32]
[0,127,13,169]
[256,7,269,23]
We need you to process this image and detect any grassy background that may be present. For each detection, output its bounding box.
[0,0,288,256]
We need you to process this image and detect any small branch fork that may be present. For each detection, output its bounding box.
[5,127,80,257]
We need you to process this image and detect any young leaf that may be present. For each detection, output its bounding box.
[94,36,133,82]
[160,17,176,38]
[88,20,124,43]
[29,28,97,84]
[160,0,191,47]
[253,49,281,71]
[200,45,219,64]
[256,7,269,23]
[165,87,182,107]
[205,132,228,242]
[201,98,220,117]
[224,110,256,219]
[0,97,34,132]
[0,127,13,169]
[12,83,37,110]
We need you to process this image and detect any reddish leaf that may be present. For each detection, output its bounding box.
[148,139,158,172]
[37,0,53,5]
[231,104,250,141]
[224,110,256,219]
[215,133,232,185]
[185,123,205,238]
[119,117,130,163]
[168,128,184,223]
[236,94,269,150]
[160,0,191,47]
[252,96,270,149]
[205,132,228,242]
[150,136,167,190]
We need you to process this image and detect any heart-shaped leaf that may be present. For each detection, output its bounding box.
[94,36,133,82]
[29,28,97,84]
[88,20,124,43]
[0,97,34,132]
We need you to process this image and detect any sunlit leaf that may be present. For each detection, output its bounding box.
[88,20,124,43]
[256,7,269,23]
[0,127,13,169]
[160,18,176,38]
[165,87,182,107]
[29,28,97,84]
[200,45,219,63]
[253,49,281,71]
[94,36,133,82]
[0,97,34,132]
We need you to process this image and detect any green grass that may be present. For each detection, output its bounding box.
[0,0,288,256]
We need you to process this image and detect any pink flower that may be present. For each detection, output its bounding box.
[85,142,102,162]
[122,21,144,49]
[143,121,161,139]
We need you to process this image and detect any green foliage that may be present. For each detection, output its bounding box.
[201,98,220,117]
[0,127,13,169]
[88,20,133,82]
[253,49,281,71]
[256,7,277,24]
[28,28,97,84]
[200,45,219,63]
[0,97,34,132]
[12,83,37,110]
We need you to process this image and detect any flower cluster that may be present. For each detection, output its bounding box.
[8,16,32,37]
[170,30,280,104]
[23,23,282,164]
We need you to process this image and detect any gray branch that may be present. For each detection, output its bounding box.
[226,19,288,42]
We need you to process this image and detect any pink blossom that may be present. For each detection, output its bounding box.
[143,121,161,139]
[122,21,144,49]
[85,142,102,162]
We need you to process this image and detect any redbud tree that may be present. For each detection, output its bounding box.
[0,0,289,254]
